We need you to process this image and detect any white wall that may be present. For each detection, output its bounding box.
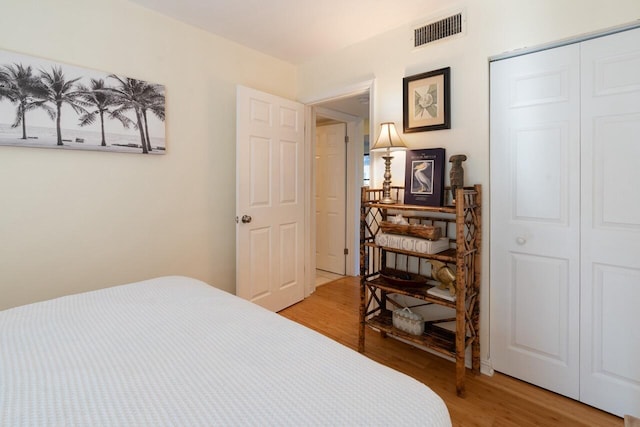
[0,0,297,310]
[297,0,640,367]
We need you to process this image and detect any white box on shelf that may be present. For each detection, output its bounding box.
[392,307,425,335]
[375,233,449,254]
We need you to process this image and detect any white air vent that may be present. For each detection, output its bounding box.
[413,10,466,48]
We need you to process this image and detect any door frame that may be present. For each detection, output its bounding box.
[302,79,375,297]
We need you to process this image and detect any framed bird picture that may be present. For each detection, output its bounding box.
[403,148,445,206]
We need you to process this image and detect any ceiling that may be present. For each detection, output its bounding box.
[129,0,448,64]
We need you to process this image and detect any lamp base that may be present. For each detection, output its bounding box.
[380,196,395,204]
[380,154,395,204]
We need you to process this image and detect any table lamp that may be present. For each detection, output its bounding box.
[370,122,407,204]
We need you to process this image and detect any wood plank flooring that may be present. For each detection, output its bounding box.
[278,276,622,427]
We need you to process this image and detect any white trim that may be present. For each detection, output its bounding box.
[304,105,315,298]
[490,20,640,62]
[314,106,359,122]
[481,359,494,376]
[299,79,374,106]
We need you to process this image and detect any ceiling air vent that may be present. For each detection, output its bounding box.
[413,11,465,48]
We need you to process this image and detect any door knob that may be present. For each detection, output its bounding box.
[516,236,527,245]
[241,215,252,224]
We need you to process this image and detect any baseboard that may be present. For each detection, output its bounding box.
[481,359,494,376]
[625,415,640,427]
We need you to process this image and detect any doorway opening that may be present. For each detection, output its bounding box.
[311,89,371,287]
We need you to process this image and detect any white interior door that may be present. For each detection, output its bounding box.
[490,44,582,399]
[579,27,640,418]
[315,122,346,275]
[236,85,305,312]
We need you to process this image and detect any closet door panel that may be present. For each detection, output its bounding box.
[490,44,581,399]
[580,27,640,418]
[593,114,640,229]
[510,254,569,360]
[513,125,566,222]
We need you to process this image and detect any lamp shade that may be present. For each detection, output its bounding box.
[371,122,407,151]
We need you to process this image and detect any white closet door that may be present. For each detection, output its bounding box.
[490,44,581,399]
[580,27,640,418]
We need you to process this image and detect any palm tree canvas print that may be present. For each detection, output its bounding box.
[0,49,165,154]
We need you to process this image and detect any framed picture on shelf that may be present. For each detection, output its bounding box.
[404,148,446,206]
[403,67,450,133]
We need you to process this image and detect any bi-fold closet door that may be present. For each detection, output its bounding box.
[490,27,640,417]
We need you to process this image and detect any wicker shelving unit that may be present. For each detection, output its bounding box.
[358,185,482,396]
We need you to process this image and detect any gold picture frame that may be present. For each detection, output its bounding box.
[403,67,450,133]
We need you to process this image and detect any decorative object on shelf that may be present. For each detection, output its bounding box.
[392,307,425,336]
[449,154,467,204]
[376,232,448,254]
[379,221,442,240]
[404,148,446,206]
[429,260,456,295]
[414,237,449,254]
[370,122,407,204]
[426,286,456,302]
[388,214,409,225]
[380,268,428,287]
[403,67,451,133]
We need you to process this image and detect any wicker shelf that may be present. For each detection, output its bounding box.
[358,185,482,397]
[363,244,459,263]
[365,277,457,309]
[366,312,457,355]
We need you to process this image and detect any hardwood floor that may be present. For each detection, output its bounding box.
[279,276,622,427]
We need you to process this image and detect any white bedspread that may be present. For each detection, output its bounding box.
[0,276,451,426]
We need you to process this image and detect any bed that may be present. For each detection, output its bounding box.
[0,276,451,426]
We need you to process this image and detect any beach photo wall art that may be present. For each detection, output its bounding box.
[0,48,165,154]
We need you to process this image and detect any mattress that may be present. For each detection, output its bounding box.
[0,276,451,426]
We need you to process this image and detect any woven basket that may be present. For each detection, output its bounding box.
[379,221,441,241]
